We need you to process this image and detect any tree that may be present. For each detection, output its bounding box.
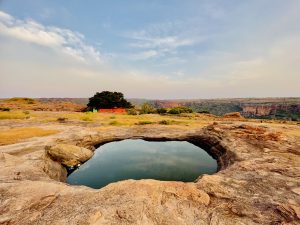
[87,91,132,109]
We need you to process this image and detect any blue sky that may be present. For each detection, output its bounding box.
[0,0,299,99]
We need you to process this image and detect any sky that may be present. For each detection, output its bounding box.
[0,0,299,99]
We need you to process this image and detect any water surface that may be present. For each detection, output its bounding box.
[67,139,217,189]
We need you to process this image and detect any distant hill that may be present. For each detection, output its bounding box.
[1,97,299,121]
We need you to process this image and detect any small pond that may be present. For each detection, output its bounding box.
[67,139,217,189]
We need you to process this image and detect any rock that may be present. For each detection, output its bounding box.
[223,112,244,119]
[45,144,93,167]
[0,123,300,224]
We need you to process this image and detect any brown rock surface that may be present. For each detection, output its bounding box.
[0,122,299,224]
[223,112,244,119]
[45,144,94,167]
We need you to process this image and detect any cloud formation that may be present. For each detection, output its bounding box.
[0,11,101,63]
[0,0,300,99]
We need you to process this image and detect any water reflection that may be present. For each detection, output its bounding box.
[67,139,217,189]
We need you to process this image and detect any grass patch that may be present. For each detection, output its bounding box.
[109,120,122,126]
[80,112,94,121]
[0,111,28,120]
[0,127,58,145]
[158,120,183,125]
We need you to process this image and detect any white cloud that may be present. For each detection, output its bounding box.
[0,11,101,63]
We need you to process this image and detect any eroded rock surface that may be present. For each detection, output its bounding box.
[46,144,94,167]
[0,123,299,225]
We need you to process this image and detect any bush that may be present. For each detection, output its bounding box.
[140,103,155,114]
[168,107,193,114]
[0,107,10,111]
[136,121,153,125]
[168,108,181,114]
[198,110,210,114]
[158,120,182,125]
[57,117,67,123]
[156,108,167,114]
[109,120,122,125]
[159,120,170,125]
[127,108,137,115]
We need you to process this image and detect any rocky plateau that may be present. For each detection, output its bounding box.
[0,121,300,225]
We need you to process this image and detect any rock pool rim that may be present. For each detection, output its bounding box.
[66,134,235,178]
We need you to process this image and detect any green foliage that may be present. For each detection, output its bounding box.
[168,107,193,114]
[136,120,153,125]
[127,108,138,115]
[156,108,167,114]
[140,103,155,114]
[87,91,132,110]
[23,110,30,115]
[168,108,181,114]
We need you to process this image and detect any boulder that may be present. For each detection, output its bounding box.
[45,144,93,167]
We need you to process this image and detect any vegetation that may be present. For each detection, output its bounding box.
[109,120,122,126]
[87,91,132,110]
[6,97,36,104]
[140,103,155,114]
[136,120,153,125]
[0,111,28,120]
[0,127,57,146]
[0,107,10,111]
[156,108,167,114]
[168,107,193,114]
[80,112,94,121]
[127,108,138,115]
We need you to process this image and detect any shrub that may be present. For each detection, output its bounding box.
[23,110,30,115]
[168,108,181,114]
[0,107,10,111]
[168,107,193,114]
[127,108,137,115]
[57,117,67,123]
[156,108,167,114]
[159,120,170,125]
[136,121,153,125]
[140,103,155,114]
[158,120,182,125]
[109,120,122,125]
[198,110,210,114]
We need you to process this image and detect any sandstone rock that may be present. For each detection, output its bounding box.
[45,144,93,167]
[0,122,299,224]
[223,112,244,119]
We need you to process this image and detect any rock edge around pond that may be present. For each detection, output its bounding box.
[1,123,300,224]
[43,126,233,184]
[45,144,94,167]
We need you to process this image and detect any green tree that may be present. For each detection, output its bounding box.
[87,91,132,110]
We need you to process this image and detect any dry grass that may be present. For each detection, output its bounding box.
[0,111,28,120]
[0,127,58,145]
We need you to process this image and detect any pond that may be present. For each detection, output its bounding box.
[67,139,218,189]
